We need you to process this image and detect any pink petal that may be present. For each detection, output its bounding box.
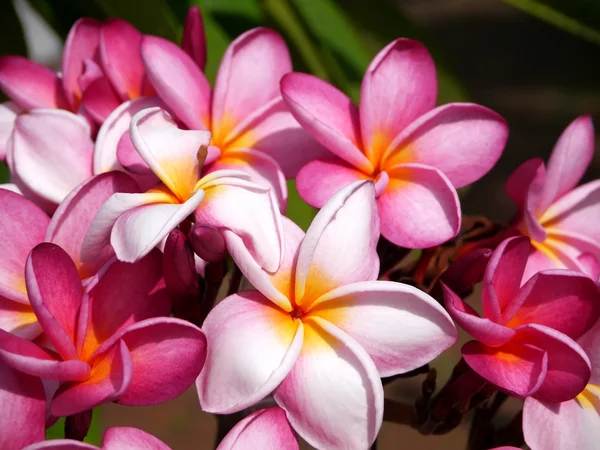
[188,224,226,263]
[51,340,132,416]
[225,97,328,178]
[537,115,595,213]
[80,76,122,124]
[0,296,40,339]
[163,229,199,299]
[523,397,600,450]
[578,252,600,280]
[217,407,298,450]
[281,72,372,172]
[197,292,301,413]
[515,324,591,403]
[0,189,49,303]
[0,101,20,160]
[505,270,600,339]
[195,174,283,273]
[94,96,165,174]
[360,39,437,164]
[382,103,509,188]
[212,28,291,142]
[103,427,172,450]
[130,107,210,197]
[47,172,140,276]
[481,236,530,323]
[99,20,145,101]
[25,243,83,360]
[461,339,547,397]
[377,163,460,248]
[205,148,287,211]
[274,316,383,450]
[224,217,304,312]
[11,110,94,204]
[141,36,211,130]
[295,181,379,308]
[441,248,492,295]
[296,157,368,208]
[78,59,103,92]
[311,280,457,377]
[506,158,545,210]
[82,250,170,352]
[61,18,101,110]
[181,6,207,70]
[111,318,206,406]
[23,440,98,450]
[117,130,153,175]
[442,283,515,347]
[0,362,46,450]
[0,56,69,110]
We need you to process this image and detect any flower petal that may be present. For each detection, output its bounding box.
[443,283,515,347]
[80,76,122,124]
[141,36,211,129]
[0,296,40,339]
[212,28,291,143]
[0,362,46,450]
[103,427,172,450]
[360,38,436,164]
[130,107,211,198]
[24,441,98,450]
[295,180,379,308]
[377,163,460,248]
[296,157,368,208]
[382,103,509,188]
[537,115,595,214]
[0,56,68,110]
[99,20,145,101]
[310,280,457,376]
[25,243,83,360]
[181,6,207,70]
[274,316,383,450]
[61,18,101,109]
[462,339,547,397]
[47,172,140,276]
[0,102,20,160]
[506,158,545,210]
[281,73,372,172]
[217,407,298,450]
[11,109,93,204]
[0,189,49,303]
[197,291,302,414]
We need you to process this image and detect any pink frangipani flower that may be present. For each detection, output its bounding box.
[23,427,172,450]
[282,38,509,248]
[0,243,206,417]
[197,180,457,450]
[444,236,600,402]
[522,318,600,450]
[82,107,283,270]
[0,172,139,339]
[217,407,298,450]
[506,115,600,281]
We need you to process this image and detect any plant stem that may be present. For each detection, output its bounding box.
[64,409,93,441]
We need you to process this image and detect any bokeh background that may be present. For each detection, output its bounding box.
[1,0,599,448]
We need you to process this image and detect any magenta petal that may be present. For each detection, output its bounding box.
[0,56,69,110]
[462,339,547,397]
[441,248,492,296]
[181,6,206,70]
[0,362,46,450]
[115,318,206,406]
[442,284,515,347]
[26,243,83,360]
[103,427,172,450]
[163,229,199,299]
[217,407,298,450]
[61,18,101,110]
[515,324,591,403]
[47,172,140,277]
[116,130,152,175]
[506,158,545,210]
[23,441,98,450]
[80,76,122,124]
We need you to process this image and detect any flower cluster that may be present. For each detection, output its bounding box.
[0,6,598,450]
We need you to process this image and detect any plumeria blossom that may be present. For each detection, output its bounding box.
[522,318,600,450]
[23,427,172,450]
[82,107,283,269]
[217,407,298,450]
[197,181,457,449]
[96,25,325,210]
[0,172,139,338]
[444,236,600,402]
[0,243,206,417]
[282,38,509,248]
[506,115,600,281]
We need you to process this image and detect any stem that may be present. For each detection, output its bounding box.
[198,260,227,326]
[377,236,410,277]
[64,409,93,441]
[496,410,525,448]
[467,390,506,450]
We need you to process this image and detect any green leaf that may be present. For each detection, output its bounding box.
[0,0,28,56]
[0,162,9,183]
[285,180,315,231]
[504,0,600,45]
